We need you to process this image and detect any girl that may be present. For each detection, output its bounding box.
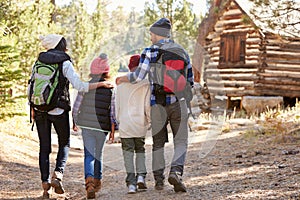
[72,53,117,199]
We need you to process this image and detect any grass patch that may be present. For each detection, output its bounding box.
[244,102,300,143]
[0,97,27,120]
[0,115,36,141]
[192,102,300,144]
[0,97,35,141]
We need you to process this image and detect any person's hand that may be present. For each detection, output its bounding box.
[31,108,35,121]
[100,81,114,88]
[107,132,115,144]
[73,124,79,132]
[116,75,129,85]
[108,123,115,143]
[115,77,122,85]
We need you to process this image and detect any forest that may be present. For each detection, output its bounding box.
[0,0,200,119]
[0,0,300,199]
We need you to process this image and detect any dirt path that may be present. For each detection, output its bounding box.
[0,118,300,200]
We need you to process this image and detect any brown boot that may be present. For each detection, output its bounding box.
[42,182,51,199]
[94,178,101,192]
[85,177,95,199]
[51,171,65,194]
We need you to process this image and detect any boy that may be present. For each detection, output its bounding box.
[114,55,150,194]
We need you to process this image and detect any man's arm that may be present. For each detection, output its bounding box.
[116,48,152,85]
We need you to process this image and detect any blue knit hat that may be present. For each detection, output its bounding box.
[150,18,171,38]
[99,53,107,59]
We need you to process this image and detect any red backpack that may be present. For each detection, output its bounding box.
[152,42,189,96]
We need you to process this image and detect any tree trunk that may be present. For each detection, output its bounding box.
[50,0,56,23]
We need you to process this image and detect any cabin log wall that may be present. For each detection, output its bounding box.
[202,0,300,100]
[257,34,300,97]
[204,1,261,97]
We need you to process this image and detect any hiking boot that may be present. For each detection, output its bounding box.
[137,176,147,190]
[85,177,95,199]
[128,184,137,194]
[51,171,65,194]
[154,180,164,190]
[94,178,101,192]
[168,172,187,193]
[42,182,51,199]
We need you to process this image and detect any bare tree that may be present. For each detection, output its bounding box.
[248,0,300,37]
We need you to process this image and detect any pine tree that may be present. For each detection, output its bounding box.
[88,0,108,64]
[55,0,108,80]
[70,1,94,79]
[0,0,60,118]
[0,44,21,101]
[0,39,23,119]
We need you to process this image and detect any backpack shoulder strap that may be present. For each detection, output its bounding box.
[28,61,38,84]
[156,42,189,70]
[54,60,68,82]
[56,62,67,90]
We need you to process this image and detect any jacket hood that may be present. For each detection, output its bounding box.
[38,49,70,64]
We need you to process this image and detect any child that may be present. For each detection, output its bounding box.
[114,54,151,194]
[72,53,116,199]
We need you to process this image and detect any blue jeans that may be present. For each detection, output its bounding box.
[81,128,107,179]
[121,138,147,186]
[35,111,70,183]
[151,99,188,181]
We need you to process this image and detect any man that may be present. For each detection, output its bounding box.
[116,18,194,193]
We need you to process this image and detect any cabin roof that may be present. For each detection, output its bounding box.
[233,0,300,37]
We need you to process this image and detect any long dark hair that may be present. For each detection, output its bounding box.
[54,37,67,52]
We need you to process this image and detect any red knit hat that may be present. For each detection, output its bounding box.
[90,55,109,75]
[128,54,140,71]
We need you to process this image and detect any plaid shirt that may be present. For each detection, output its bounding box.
[127,39,194,106]
[110,89,117,127]
[72,92,84,123]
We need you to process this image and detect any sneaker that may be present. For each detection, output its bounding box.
[154,180,164,190]
[137,176,147,190]
[128,184,137,194]
[168,172,187,193]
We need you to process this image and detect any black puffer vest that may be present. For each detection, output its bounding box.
[37,49,71,111]
[77,77,112,132]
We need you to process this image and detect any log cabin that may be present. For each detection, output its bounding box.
[192,0,300,109]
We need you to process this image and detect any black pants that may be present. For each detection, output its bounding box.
[35,110,70,182]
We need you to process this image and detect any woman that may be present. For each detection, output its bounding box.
[31,34,113,199]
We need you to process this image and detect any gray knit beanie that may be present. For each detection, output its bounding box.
[149,18,171,38]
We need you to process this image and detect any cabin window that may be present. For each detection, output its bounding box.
[219,33,246,64]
